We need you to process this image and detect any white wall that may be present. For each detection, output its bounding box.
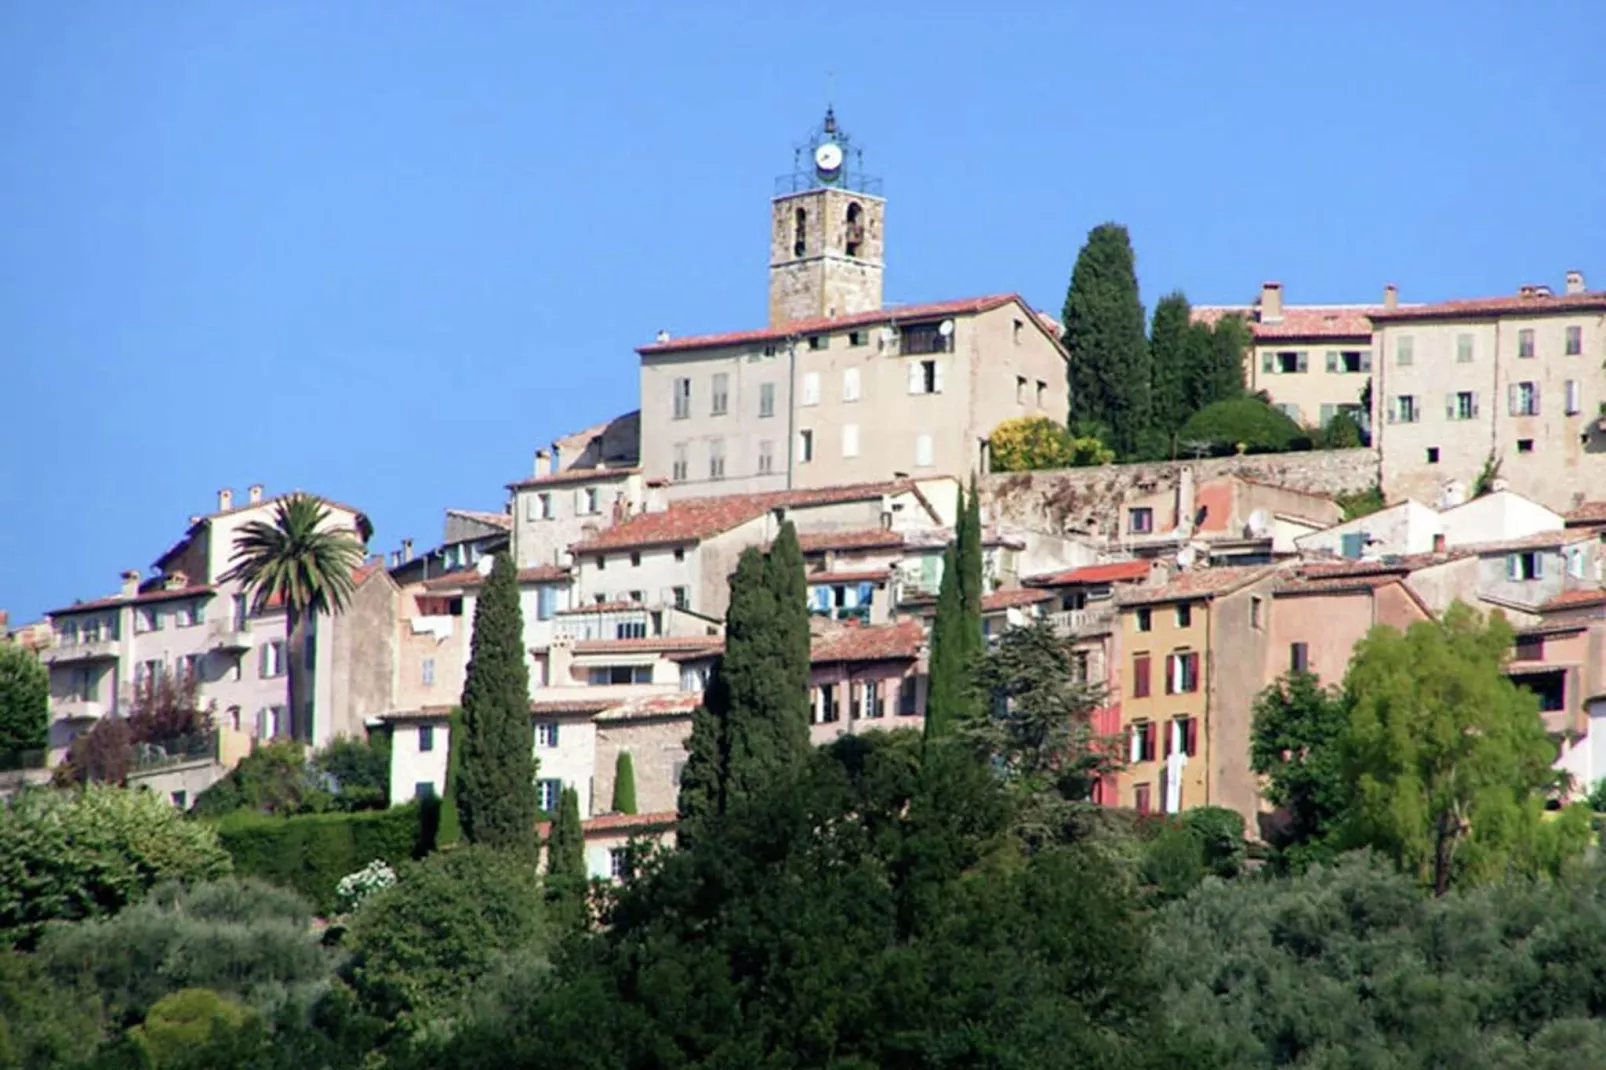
[1439,491,1563,546]
[388,719,450,806]
[1294,501,1441,558]
[533,716,598,819]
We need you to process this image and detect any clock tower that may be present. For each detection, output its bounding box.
[768,107,885,329]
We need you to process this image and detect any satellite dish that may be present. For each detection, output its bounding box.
[475,555,495,576]
[938,319,955,337]
[1246,509,1271,538]
[1176,546,1196,570]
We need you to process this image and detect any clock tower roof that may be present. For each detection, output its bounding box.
[776,106,882,197]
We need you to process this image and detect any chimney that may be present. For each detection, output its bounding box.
[644,480,669,514]
[1519,284,1537,299]
[535,449,550,476]
[550,446,561,475]
[1383,284,1398,311]
[248,484,264,504]
[1259,281,1284,324]
[1175,468,1197,535]
[1432,533,1447,553]
[217,488,233,512]
[120,570,141,598]
[550,634,576,687]
[656,329,671,343]
[1532,284,1553,298]
[1566,270,1586,295]
[402,538,414,562]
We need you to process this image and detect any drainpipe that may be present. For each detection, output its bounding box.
[785,336,799,490]
[1203,597,1213,807]
[1490,321,1502,467]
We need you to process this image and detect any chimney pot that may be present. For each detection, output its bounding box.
[1259,281,1284,324]
[656,329,671,343]
[247,484,264,504]
[402,538,414,562]
[1383,283,1398,311]
[120,569,141,597]
[1565,270,1586,295]
[218,488,233,512]
[1519,284,1537,299]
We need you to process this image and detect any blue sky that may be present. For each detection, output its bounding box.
[2,1,1602,623]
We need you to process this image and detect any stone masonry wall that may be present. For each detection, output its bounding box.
[983,448,1379,537]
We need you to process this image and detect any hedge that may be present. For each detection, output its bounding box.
[213,801,438,913]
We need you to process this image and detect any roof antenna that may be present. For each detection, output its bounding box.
[823,70,836,133]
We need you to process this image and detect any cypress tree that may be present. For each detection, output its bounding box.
[544,785,587,928]
[1149,291,1193,435]
[923,543,964,740]
[437,707,464,847]
[456,552,538,850]
[1063,223,1151,457]
[677,672,727,847]
[1207,314,1250,403]
[611,751,637,815]
[764,521,814,732]
[953,479,986,722]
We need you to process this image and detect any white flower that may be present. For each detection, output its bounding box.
[335,859,397,915]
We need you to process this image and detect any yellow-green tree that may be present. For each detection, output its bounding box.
[989,416,1112,472]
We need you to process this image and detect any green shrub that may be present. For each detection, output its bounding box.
[1177,396,1311,455]
[191,741,328,819]
[214,804,433,913]
[1180,806,1247,879]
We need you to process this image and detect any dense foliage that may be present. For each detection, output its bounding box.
[1064,222,1152,457]
[456,552,538,850]
[988,415,1114,471]
[0,644,47,756]
[1177,395,1310,455]
[925,483,985,739]
[610,751,636,814]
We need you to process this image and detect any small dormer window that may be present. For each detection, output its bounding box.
[1507,551,1542,581]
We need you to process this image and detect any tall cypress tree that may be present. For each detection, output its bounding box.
[1207,314,1250,403]
[954,479,985,721]
[611,751,637,815]
[1063,223,1151,457]
[764,522,813,736]
[1149,291,1193,435]
[544,785,587,927]
[456,552,537,850]
[923,543,965,740]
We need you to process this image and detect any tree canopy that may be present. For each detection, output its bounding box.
[1177,395,1310,456]
[988,416,1113,471]
[0,645,47,756]
[1064,223,1151,457]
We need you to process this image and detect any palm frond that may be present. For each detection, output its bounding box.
[221,493,368,618]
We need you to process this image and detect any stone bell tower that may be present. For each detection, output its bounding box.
[768,107,885,329]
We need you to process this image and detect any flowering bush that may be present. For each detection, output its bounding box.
[335,860,396,915]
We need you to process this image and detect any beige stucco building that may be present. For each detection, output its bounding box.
[1374,274,1606,512]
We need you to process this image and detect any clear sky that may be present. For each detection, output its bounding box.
[2,1,1602,623]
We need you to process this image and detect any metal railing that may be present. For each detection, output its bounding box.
[1046,605,1115,636]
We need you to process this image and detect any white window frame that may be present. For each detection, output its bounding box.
[842,424,860,458]
[801,372,820,406]
[842,367,860,402]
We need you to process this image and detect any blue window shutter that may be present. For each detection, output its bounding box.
[857,582,874,605]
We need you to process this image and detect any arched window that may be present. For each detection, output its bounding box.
[794,207,808,257]
[845,202,863,257]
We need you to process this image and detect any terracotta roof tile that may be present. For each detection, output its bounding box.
[49,584,215,618]
[1025,560,1152,587]
[638,295,1023,355]
[528,695,618,716]
[571,479,918,553]
[1192,304,1391,341]
[419,564,568,590]
[556,600,643,615]
[1369,289,1606,323]
[1541,589,1606,612]
[1117,566,1278,607]
[810,618,924,663]
[1457,529,1596,555]
[594,692,704,721]
[446,509,513,531]
[537,810,678,837]
[1566,502,1606,525]
[797,528,905,553]
[981,587,1055,611]
[508,466,641,491]
[567,636,724,655]
[807,569,891,584]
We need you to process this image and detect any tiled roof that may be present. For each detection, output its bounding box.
[49,584,216,618]
[807,569,891,584]
[567,636,724,655]
[380,704,456,722]
[1025,560,1152,587]
[797,528,905,553]
[981,587,1055,611]
[1457,529,1596,555]
[1541,589,1606,612]
[1117,566,1277,607]
[528,695,618,716]
[594,692,704,721]
[1368,289,1606,323]
[570,479,918,553]
[637,295,1025,355]
[1192,304,1388,341]
[1566,502,1606,525]
[420,564,568,590]
[508,466,640,491]
[1275,573,1406,596]
[556,600,643,615]
[811,619,924,664]
[537,810,678,837]
[446,509,513,531]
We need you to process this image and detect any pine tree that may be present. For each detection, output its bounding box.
[1148,291,1193,436]
[923,543,965,740]
[1063,223,1151,457]
[456,552,538,850]
[611,751,637,815]
[1207,314,1250,403]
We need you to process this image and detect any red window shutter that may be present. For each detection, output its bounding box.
[1164,654,1176,695]
[1184,717,1198,756]
[1133,655,1150,698]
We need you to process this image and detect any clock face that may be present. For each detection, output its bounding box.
[814,142,844,174]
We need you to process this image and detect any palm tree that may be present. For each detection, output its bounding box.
[221,493,367,743]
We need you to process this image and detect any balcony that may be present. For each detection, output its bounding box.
[208,618,252,653]
[41,638,119,665]
[1047,606,1115,637]
[810,605,871,625]
[53,697,106,723]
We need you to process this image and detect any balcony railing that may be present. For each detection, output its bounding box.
[810,605,871,624]
[41,638,119,665]
[1046,606,1115,637]
[208,618,252,652]
[53,698,106,723]
[130,732,219,773]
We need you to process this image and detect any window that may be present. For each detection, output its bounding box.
[898,677,920,716]
[1129,507,1154,534]
[135,607,159,633]
[801,372,820,406]
[758,382,776,418]
[419,725,435,752]
[615,619,647,639]
[1136,607,1152,633]
[1448,390,1479,420]
[672,586,689,610]
[1276,350,1307,374]
[1390,395,1419,423]
[673,377,691,419]
[596,555,606,570]
[584,487,600,514]
[907,359,943,394]
[1426,447,1441,464]
[414,782,436,801]
[708,438,725,480]
[1250,596,1264,630]
[536,722,560,747]
[798,429,814,463]
[1514,635,1545,662]
[842,367,860,402]
[1290,642,1310,673]
[171,791,187,809]
[864,680,884,719]
[1509,382,1538,416]
[710,373,729,415]
[1517,438,1535,454]
[757,439,775,474]
[1165,651,1200,694]
[842,424,859,458]
[1566,325,1583,356]
[1507,551,1543,581]
[178,653,202,682]
[914,434,934,468]
[1129,721,1157,763]
[539,492,555,520]
[671,443,689,482]
[1016,375,1027,404]
[421,658,435,686]
[1132,653,1151,698]
[1175,716,1199,758]
[816,684,839,724]
[537,585,557,621]
[673,547,685,562]
[609,847,630,880]
[1518,328,1535,358]
[681,663,708,692]
[1338,349,1370,373]
[1396,336,1414,366]
[1036,380,1047,407]
[629,551,641,567]
[1566,380,1582,415]
[793,207,807,256]
[1276,402,1303,423]
[848,330,866,347]
[1175,603,1192,628]
[1133,783,1152,814]
[259,641,286,679]
[589,665,653,685]
[537,779,562,813]
[627,590,643,603]
[807,334,826,351]
[899,322,953,356]
[1456,334,1474,363]
[173,602,195,628]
